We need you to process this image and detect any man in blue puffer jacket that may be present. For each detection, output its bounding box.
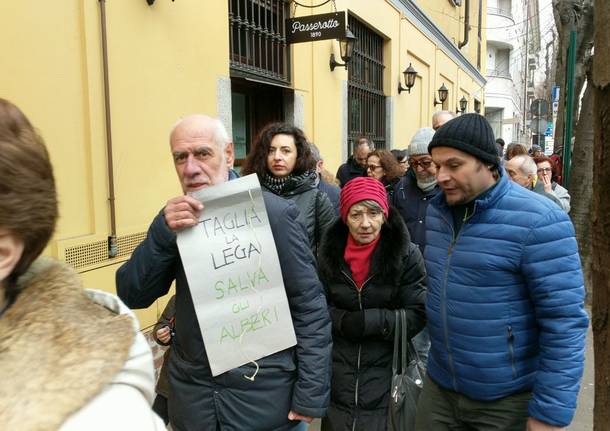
[415,113,589,431]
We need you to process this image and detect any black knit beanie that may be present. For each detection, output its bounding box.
[428,113,499,166]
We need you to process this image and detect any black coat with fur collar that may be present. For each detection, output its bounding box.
[318,209,426,431]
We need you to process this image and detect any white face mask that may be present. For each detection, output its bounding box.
[417,176,437,192]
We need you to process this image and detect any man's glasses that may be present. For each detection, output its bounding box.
[408,159,433,169]
[366,164,382,171]
[537,167,552,173]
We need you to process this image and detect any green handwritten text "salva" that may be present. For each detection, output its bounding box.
[214,268,269,299]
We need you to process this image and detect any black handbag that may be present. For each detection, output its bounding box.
[387,309,425,430]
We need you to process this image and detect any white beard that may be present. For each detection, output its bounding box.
[417,176,437,192]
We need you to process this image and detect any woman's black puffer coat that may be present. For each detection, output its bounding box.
[265,172,336,254]
[318,209,426,431]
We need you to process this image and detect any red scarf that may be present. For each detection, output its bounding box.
[344,234,381,290]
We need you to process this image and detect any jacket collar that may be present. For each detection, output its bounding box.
[262,170,317,196]
[347,156,365,173]
[318,210,411,285]
[228,168,240,180]
[0,258,135,430]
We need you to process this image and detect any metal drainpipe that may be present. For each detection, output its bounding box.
[522,2,530,136]
[545,39,554,99]
[458,0,471,49]
[477,0,482,69]
[99,0,118,258]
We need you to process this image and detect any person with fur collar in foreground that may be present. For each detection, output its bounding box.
[0,98,164,430]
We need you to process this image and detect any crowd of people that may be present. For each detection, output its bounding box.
[0,97,588,431]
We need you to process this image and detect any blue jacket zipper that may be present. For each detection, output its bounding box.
[438,204,477,391]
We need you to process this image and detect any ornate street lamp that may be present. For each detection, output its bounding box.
[434,83,449,106]
[398,63,418,94]
[330,27,357,71]
[459,96,468,113]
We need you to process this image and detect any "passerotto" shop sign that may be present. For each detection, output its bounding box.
[286,12,346,44]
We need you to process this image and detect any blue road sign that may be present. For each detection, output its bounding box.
[552,85,560,103]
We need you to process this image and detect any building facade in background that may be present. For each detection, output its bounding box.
[485,0,541,146]
[0,0,486,328]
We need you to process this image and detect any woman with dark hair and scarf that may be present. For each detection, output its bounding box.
[318,176,426,431]
[242,122,336,254]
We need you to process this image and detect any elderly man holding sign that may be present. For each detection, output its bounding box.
[116,115,331,431]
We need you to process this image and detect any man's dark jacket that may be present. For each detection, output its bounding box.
[116,192,332,431]
[317,178,340,215]
[392,171,440,250]
[336,156,365,188]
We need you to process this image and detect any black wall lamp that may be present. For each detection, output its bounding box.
[433,83,449,106]
[330,27,357,71]
[458,96,468,113]
[398,63,418,94]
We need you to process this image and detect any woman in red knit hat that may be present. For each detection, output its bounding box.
[317,176,426,431]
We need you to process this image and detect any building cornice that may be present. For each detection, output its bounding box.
[391,0,487,87]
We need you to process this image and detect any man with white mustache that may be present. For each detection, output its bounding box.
[116,115,331,431]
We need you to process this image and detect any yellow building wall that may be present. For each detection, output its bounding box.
[293,0,486,166]
[0,0,230,328]
[1,0,486,329]
[418,0,487,69]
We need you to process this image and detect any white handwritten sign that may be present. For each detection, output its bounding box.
[177,174,296,376]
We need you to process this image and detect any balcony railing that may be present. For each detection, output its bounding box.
[488,7,512,19]
[486,68,511,78]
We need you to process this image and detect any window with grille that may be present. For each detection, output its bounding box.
[348,15,386,150]
[229,0,291,84]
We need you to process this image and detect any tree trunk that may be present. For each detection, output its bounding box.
[552,0,575,149]
[571,5,594,122]
[569,57,594,299]
[592,0,610,429]
[552,0,593,152]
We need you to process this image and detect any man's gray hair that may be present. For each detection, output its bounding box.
[432,110,456,122]
[309,142,322,162]
[169,115,230,150]
[511,154,537,176]
[354,137,375,151]
[210,118,230,150]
